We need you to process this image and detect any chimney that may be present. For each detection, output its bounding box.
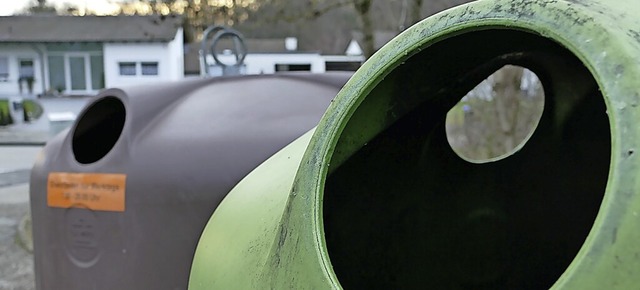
[285,37,298,51]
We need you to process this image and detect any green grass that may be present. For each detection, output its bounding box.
[0,99,13,126]
[0,98,44,125]
[23,99,44,122]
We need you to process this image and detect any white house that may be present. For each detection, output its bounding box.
[185,37,364,77]
[212,52,328,75]
[0,15,183,97]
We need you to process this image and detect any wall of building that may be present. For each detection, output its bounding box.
[210,53,326,76]
[104,29,184,88]
[0,44,45,97]
[167,28,184,81]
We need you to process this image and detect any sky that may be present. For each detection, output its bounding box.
[0,0,121,16]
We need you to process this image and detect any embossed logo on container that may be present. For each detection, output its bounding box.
[65,207,101,267]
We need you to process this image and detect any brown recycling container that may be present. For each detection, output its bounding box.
[29,72,351,290]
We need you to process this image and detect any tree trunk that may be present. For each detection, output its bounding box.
[354,0,374,58]
[410,0,423,25]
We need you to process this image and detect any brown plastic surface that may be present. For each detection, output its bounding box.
[29,72,351,290]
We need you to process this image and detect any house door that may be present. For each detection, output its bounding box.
[18,59,35,94]
[68,56,88,91]
[49,53,103,95]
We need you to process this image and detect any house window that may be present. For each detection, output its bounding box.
[0,57,9,81]
[119,62,137,76]
[141,62,159,76]
[275,64,312,72]
[19,59,35,79]
[325,61,361,71]
[69,56,87,90]
[48,55,66,92]
[48,53,103,93]
[91,55,105,90]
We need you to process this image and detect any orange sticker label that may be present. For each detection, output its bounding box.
[47,172,126,212]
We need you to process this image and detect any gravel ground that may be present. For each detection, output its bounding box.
[0,97,90,290]
[0,201,33,290]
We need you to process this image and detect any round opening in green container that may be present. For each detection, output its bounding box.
[322,29,609,289]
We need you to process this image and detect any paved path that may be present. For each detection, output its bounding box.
[0,146,42,176]
[0,184,33,290]
[0,145,40,290]
[0,97,91,145]
[0,170,31,189]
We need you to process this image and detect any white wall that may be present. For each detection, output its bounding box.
[322,55,365,63]
[104,29,184,88]
[167,28,184,81]
[0,45,45,96]
[213,53,326,75]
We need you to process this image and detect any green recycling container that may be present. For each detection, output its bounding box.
[190,0,640,289]
[29,72,351,290]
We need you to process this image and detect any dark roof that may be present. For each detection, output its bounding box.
[245,39,289,53]
[0,15,182,43]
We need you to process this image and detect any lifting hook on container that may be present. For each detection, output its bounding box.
[199,25,248,77]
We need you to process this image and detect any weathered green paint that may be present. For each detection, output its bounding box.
[189,130,317,289]
[190,0,640,288]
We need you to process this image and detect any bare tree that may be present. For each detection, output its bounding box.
[22,0,57,14]
[410,0,424,25]
[256,0,477,57]
[109,0,473,55]
[446,65,545,161]
[19,0,84,15]
[113,0,259,41]
[352,0,374,57]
